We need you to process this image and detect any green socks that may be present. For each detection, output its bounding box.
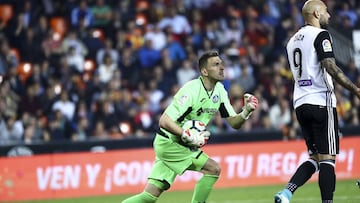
[121,191,158,203]
[191,174,219,203]
[121,174,219,203]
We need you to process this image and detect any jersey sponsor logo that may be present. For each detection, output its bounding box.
[212,95,219,103]
[204,108,218,115]
[298,79,312,86]
[322,39,332,52]
[197,107,217,116]
[178,95,189,106]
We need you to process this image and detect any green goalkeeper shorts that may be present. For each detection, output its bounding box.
[148,134,209,187]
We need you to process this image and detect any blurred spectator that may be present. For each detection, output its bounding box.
[48,109,73,141]
[237,64,256,93]
[0,37,18,75]
[19,27,43,63]
[335,84,353,127]
[116,88,138,126]
[25,61,49,90]
[337,2,358,27]
[39,84,57,117]
[19,0,38,28]
[41,30,64,66]
[205,20,227,49]
[144,24,166,51]
[7,63,24,96]
[337,15,354,39]
[112,0,136,32]
[157,6,192,41]
[97,53,117,85]
[66,73,86,104]
[344,58,359,83]
[164,34,186,65]
[125,21,144,50]
[61,31,88,57]
[79,28,104,60]
[91,0,112,31]
[224,18,243,46]
[96,37,119,66]
[107,69,122,91]
[224,39,241,63]
[23,115,50,144]
[133,102,154,136]
[17,83,43,117]
[92,120,109,140]
[71,0,93,29]
[84,71,103,108]
[94,99,119,131]
[258,1,280,28]
[71,116,90,141]
[268,97,291,130]
[147,79,164,114]
[73,100,93,125]
[157,55,177,95]
[118,48,139,89]
[190,23,204,51]
[287,1,304,30]
[272,15,293,59]
[233,56,256,92]
[176,59,197,86]
[0,114,24,145]
[137,39,161,81]
[52,91,76,121]
[66,45,84,74]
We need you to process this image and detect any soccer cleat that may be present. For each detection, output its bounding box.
[274,189,292,203]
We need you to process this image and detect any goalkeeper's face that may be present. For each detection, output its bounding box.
[204,56,225,82]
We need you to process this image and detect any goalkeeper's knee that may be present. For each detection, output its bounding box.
[148,178,171,191]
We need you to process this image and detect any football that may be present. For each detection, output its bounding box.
[182,120,207,133]
[181,120,210,147]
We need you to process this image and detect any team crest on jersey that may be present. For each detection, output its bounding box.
[212,95,219,103]
[322,39,332,52]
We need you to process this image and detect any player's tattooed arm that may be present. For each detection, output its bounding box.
[321,57,358,93]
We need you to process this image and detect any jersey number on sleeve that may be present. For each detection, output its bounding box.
[293,48,302,79]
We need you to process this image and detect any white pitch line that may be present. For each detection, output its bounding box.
[207,195,360,203]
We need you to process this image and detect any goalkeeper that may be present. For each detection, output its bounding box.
[122,51,258,203]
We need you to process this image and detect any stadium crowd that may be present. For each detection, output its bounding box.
[0,0,360,145]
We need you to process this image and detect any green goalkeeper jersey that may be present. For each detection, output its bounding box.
[162,76,237,142]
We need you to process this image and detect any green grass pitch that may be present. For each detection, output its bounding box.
[13,179,360,203]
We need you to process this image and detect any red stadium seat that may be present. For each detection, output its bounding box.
[0,4,13,26]
[50,17,67,39]
[17,62,32,83]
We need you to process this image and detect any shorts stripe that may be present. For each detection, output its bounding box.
[327,105,335,154]
[325,90,336,155]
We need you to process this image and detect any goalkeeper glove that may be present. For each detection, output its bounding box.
[181,130,210,148]
[239,93,258,120]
